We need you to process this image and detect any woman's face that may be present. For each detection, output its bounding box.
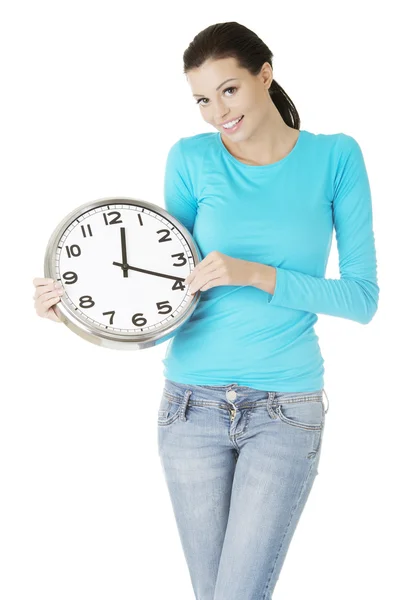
[186,56,272,139]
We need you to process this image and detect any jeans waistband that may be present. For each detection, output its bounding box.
[164,380,330,414]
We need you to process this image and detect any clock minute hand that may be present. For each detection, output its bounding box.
[112,261,186,283]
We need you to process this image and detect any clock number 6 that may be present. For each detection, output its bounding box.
[132,302,173,327]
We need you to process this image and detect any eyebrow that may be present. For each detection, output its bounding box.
[192,78,238,97]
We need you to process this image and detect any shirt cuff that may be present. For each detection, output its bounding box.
[267,266,285,305]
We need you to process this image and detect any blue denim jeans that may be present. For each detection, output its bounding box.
[157,379,329,600]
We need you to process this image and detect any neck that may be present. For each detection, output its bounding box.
[221,107,298,166]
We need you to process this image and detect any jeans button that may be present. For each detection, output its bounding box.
[226,389,237,401]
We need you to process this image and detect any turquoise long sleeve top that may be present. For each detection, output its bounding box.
[160,129,379,392]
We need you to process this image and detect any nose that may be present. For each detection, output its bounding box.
[214,99,230,123]
[215,113,231,126]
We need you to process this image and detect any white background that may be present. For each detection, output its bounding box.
[1,1,398,598]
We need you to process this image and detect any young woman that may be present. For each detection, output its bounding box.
[156,21,379,600]
[32,20,379,600]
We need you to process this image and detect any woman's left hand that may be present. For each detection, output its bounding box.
[184,251,256,294]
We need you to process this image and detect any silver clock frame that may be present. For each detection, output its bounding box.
[43,196,202,350]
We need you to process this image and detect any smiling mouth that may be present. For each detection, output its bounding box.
[221,115,244,128]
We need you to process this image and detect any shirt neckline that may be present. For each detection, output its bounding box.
[217,129,305,170]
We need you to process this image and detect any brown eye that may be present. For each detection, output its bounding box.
[196,86,237,106]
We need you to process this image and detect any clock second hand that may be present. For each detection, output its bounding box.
[112,261,186,283]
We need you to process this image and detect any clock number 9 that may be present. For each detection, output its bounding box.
[62,271,78,284]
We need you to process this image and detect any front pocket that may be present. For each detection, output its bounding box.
[274,397,324,431]
[157,390,182,426]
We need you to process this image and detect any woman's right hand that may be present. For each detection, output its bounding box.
[32,277,64,323]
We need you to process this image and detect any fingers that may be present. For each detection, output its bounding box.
[33,283,58,300]
[32,277,54,287]
[33,279,55,299]
[34,290,61,314]
[33,279,63,300]
[33,276,64,321]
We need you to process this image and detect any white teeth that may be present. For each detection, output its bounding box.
[223,116,242,129]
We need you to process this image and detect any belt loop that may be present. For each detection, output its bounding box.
[179,389,192,421]
[267,391,277,419]
[322,388,329,414]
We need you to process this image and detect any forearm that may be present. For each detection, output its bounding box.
[248,262,277,295]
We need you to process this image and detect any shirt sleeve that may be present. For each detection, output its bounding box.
[163,138,197,234]
[267,134,380,325]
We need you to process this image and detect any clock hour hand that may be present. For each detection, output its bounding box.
[112,261,186,283]
[120,227,129,278]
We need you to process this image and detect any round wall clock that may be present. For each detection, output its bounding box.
[43,197,202,350]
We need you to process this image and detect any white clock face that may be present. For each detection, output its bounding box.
[55,203,194,334]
